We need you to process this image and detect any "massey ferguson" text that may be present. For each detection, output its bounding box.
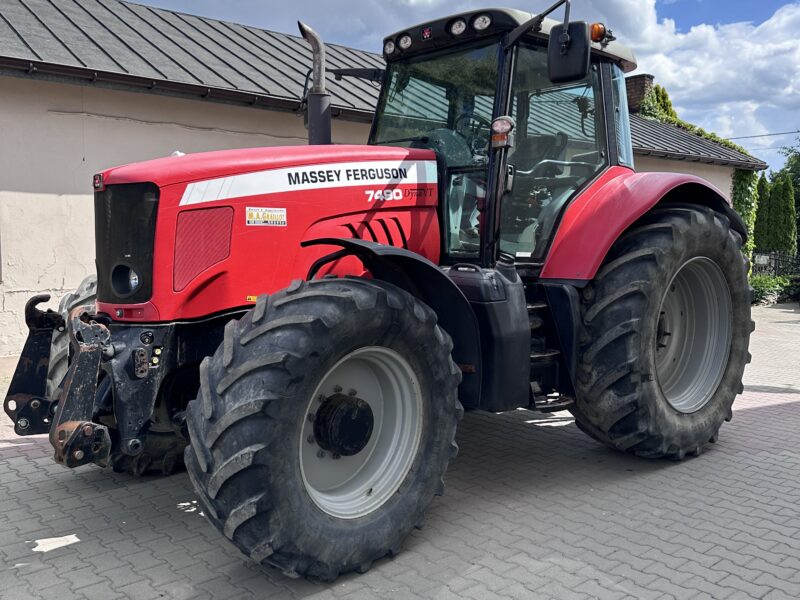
[287,167,409,186]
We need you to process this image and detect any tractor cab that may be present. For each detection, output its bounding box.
[369,7,636,268]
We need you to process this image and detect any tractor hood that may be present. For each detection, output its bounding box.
[94,143,443,323]
[101,145,437,189]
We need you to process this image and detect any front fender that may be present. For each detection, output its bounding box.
[540,166,747,281]
[301,238,482,408]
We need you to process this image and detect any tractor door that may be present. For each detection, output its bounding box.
[370,40,502,263]
[500,44,608,261]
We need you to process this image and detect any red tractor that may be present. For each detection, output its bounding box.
[4,2,751,581]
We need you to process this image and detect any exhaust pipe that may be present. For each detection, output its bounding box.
[298,21,332,145]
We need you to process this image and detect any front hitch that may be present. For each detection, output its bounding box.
[3,295,63,435]
[2,295,114,468]
[49,309,113,468]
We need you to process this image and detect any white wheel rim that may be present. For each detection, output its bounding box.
[655,257,733,413]
[299,347,422,519]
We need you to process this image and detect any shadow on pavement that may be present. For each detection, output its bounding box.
[744,384,800,394]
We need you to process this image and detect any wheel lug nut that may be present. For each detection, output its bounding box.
[348,389,357,396]
[307,413,315,422]
[332,453,341,460]
[333,385,342,393]
[317,450,325,459]
[317,395,325,403]
[307,435,315,444]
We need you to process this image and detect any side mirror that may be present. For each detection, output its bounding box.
[547,21,591,84]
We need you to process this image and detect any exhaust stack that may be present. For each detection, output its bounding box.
[298,21,332,145]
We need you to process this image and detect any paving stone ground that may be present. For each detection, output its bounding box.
[0,303,798,599]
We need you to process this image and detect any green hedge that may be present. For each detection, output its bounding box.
[784,274,800,302]
[750,274,800,304]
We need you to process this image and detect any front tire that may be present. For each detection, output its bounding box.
[184,277,462,580]
[571,206,752,459]
[45,274,97,399]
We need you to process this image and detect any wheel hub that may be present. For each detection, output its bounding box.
[313,393,374,457]
[654,257,732,413]
[299,347,422,519]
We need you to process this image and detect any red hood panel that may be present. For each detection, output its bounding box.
[102,145,437,187]
[96,143,443,323]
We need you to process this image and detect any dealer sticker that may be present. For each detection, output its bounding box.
[246,207,286,226]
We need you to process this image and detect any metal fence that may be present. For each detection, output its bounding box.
[752,252,800,277]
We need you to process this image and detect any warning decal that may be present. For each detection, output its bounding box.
[247,207,286,226]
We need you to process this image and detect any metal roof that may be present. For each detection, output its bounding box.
[0,0,383,120]
[630,114,767,171]
[0,0,766,171]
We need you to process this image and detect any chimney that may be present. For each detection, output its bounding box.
[625,74,654,113]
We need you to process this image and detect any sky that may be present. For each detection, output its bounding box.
[139,0,800,172]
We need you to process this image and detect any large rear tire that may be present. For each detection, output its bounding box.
[571,206,752,459]
[184,277,462,580]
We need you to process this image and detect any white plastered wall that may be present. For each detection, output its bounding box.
[634,155,735,198]
[0,76,370,355]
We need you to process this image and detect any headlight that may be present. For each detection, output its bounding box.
[398,34,413,50]
[111,264,141,296]
[472,14,492,31]
[383,40,395,55]
[129,269,140,291]
[449,19,467,36]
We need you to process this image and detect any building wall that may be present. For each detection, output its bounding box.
[634,155,735,198]
[0,76,370,355]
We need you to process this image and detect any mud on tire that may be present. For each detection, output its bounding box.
[184,277,462,580]
[571,206,752,459]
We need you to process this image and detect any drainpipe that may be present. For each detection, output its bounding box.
[298,21,332,145]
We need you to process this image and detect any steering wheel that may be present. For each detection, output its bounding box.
[454,112,492,155]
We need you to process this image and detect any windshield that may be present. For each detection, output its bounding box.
[370,40,500,168]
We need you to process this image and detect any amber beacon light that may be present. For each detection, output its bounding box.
[590,22,608,43]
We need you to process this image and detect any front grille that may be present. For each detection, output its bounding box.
[94,183,159,304]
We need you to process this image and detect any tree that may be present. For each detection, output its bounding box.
[753,173,771,252]
[653,84,678,119]
[778,138,800,190]
[777,139,800,250]
[763,175,797,255]
[780,176,798,256]
[639,83,679,121]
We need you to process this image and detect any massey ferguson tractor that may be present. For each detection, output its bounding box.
[4,1,751,580]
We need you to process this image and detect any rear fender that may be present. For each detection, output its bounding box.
[540,167,747,281]
[301,238,482,408]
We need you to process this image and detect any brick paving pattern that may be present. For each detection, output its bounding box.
[0,304,798,599]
